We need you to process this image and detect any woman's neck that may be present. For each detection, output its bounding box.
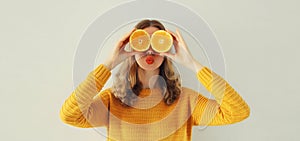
[137,67,160,88]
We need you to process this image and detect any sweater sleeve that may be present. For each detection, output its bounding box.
[191,66,250,126]
[59,64,112,128]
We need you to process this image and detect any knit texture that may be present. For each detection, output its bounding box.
[60,64,250,141]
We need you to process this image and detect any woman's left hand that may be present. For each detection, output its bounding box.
[160,29,204,72]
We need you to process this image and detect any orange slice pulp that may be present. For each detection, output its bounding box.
[150,30,173,53]
[129,29,150,52]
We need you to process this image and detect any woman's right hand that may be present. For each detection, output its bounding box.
[103,28,141,70]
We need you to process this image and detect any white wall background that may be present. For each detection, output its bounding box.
[0,0,299,140]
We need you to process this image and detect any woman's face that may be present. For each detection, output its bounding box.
[134,26,165,71]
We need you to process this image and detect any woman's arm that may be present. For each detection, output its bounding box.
[59,29,138,128]
[59,64,111,128]
[191,65,250,126]
[163,29,250,126]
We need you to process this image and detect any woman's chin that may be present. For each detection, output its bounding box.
[139,64,159,71]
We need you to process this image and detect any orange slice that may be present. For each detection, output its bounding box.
[129,29,150,52]
[150,30,173,53]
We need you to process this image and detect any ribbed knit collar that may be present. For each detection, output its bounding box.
[139,88,162,98]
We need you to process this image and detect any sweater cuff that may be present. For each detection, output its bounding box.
[93,64,111,84]
[196,66,213,89]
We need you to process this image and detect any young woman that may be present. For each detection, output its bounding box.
[60,19,250,141]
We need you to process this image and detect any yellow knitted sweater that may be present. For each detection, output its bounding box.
[60,64,250,141]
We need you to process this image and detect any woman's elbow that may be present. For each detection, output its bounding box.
[234,105,251,123]
[59,109,75,125]
[60,112,92,128]
[243,105,251,120]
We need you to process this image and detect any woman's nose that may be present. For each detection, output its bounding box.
[146,49,154,55]
[145,48,157,55]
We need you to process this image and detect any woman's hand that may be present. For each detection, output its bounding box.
[104,28,141,70]
[160,29,204,72]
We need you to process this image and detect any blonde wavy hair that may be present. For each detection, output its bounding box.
[112,19,182,106]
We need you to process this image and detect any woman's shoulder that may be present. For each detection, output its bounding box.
[95,87,114,101]
[181,87,199,95]
[96,88,122,102]
[180,86,203,99]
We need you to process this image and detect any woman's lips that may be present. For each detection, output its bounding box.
[145,56,154,64]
